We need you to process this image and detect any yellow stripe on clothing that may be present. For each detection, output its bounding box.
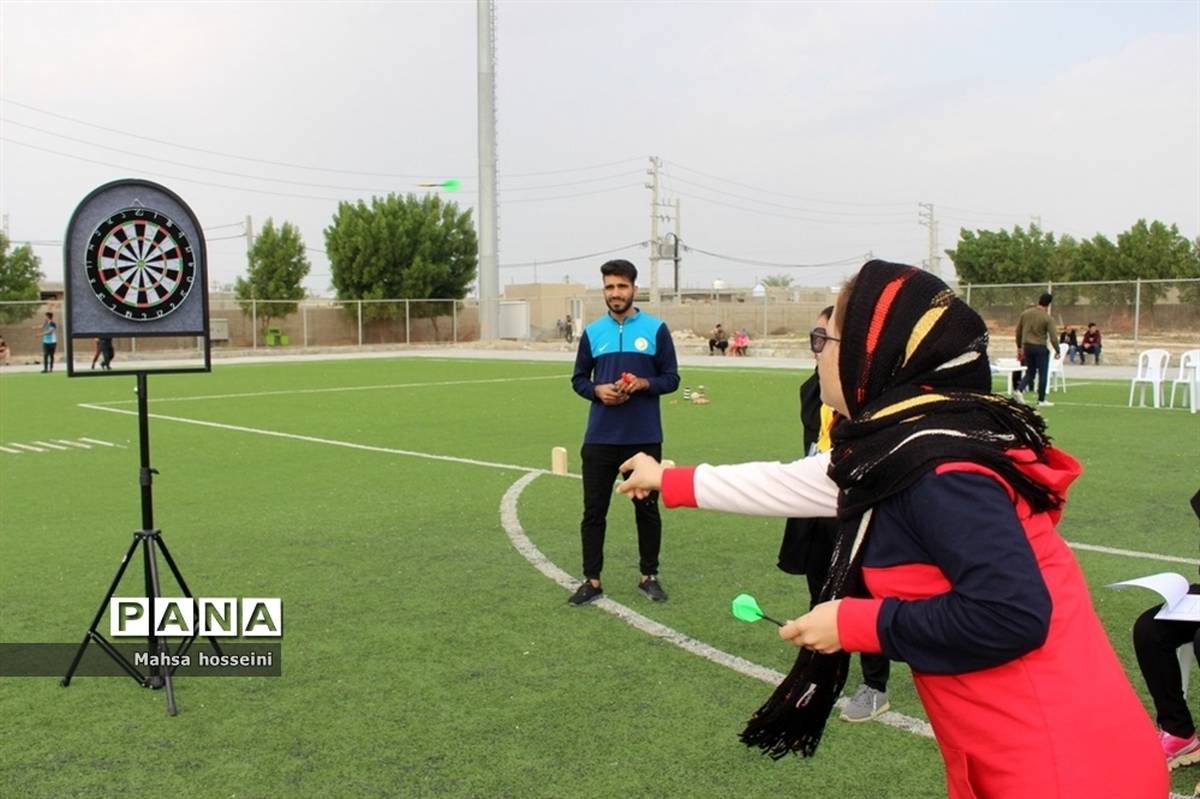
[817,404,834,452]
[867,392,951,420]
[902,306,947,366]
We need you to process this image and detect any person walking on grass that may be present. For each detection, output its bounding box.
[568,259,679,606]
[617,260,1165,799]
[1014,292,1059,407]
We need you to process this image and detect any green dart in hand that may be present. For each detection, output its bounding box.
[731,593,785,627]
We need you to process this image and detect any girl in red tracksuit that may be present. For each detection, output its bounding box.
[619,261,1166,798]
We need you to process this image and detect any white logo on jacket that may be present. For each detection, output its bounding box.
[634,336,649,352]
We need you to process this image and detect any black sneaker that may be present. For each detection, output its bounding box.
[638,577,668,602]
[568,581,603,606]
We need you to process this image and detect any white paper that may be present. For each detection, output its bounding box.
[1108,572,1200,621]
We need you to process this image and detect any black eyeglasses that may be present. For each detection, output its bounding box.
[809,327,840,354]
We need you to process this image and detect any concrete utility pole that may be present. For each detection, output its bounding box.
[476,0,500,340]
[646,156,662,305]
[918,202,940,277]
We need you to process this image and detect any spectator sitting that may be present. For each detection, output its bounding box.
[1079,323,1102,364]
[0,336,8,366]
[1060,326,1080,364]
[729,329,751,356]
[1133,489,1200,771]
[708,324,729,355]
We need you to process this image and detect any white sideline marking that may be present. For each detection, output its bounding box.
[0,445,21,454]
[31,440,69,451]
[499,470,936,741]
[86,374,564,406]
[78,437,117,447]
[54,439,92,449]
[9,443,45,452]
[1070,542,1199,567]
[78,403,551,474]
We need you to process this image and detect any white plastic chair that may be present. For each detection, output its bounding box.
[1047,343,1068,393]
[1169,349,1200,411]
[1128,349,1170,408]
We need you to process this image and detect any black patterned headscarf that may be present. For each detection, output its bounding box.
[740,260,1061,759]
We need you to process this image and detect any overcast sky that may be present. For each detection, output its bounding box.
[1,0,1197,296]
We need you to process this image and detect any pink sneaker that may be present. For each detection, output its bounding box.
[1161,730,1200,770]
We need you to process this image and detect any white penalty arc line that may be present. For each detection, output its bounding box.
[498,469,935,741]
[86,374,566,406]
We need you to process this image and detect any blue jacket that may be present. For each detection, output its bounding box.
[571,309,679,445]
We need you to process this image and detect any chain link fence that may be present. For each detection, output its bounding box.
[1,278,1195,365]
[960,278,1200,366]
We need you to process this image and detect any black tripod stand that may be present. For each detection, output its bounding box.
[61,372,222,715]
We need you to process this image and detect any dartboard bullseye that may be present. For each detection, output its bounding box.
[84,208,196,320]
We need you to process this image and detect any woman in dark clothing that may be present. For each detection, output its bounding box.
[618,260,1166,798]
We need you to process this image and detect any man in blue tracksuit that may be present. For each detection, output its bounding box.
[568,259,679,606]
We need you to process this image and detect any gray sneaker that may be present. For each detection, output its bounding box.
[840,684,890,723]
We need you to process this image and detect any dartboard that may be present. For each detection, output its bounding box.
[84,208,196,320]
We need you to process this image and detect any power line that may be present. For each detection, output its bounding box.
[666,173,913,219]
[3,99,643,185]
[502,170,643,192]
[682,243,867,269]
[4,138,644,208]
[3,137,355,202]
[1,98,470,179]
[673,190,913,226]
[1,119,477,194]
[666,159,914,208]
[502,184,642,204]
[502,157,644,178]
[499,241,647,268]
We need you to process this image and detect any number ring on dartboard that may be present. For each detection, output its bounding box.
[84,207,197,320]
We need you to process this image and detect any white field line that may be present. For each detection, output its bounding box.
[53,440,92,449]
[86,374,565,406]
[1050,401,1197,412]
[77,403,550,474]
[0,445,22,454]
[30,440,69,451]
[1069,542,1199,567]
[499,470,935,740]
[9,443,46,452]
[69,402,1198,777]
[78,437,119,447]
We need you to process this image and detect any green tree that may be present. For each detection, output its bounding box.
[945,225,1058,307]
[761,274,793,288]
[946,225,1059,285]
[0,232,44,324]
[324,193,477,335]
[235,219,311,338]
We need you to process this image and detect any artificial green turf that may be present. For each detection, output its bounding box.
[1,357,1197,797]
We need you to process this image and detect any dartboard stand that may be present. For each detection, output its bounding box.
[60,372,225,716]
[59,180,219,715]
